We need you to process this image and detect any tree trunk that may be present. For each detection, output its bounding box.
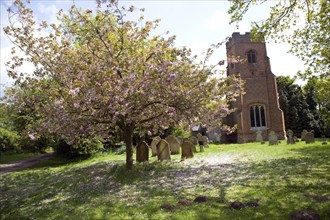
[124,126,134,170]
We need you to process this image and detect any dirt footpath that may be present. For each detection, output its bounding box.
[0,153,54,174]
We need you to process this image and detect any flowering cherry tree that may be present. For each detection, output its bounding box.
[4,0,242,169]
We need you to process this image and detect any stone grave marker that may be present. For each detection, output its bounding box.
[150,136,161,157]
[157,139,171,161]
[256,130,263,142]
[136,141,149,163]
[188,136,198,152]
[189,136,198,145]
[165,135,181,155]
[301,129,308,141]
[268,131,279,145]
[305,132,315,144]
[286,129,296,144]
[181,140,194,160]
[207,127,222,143]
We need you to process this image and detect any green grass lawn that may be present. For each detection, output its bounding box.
[1,141,329,220]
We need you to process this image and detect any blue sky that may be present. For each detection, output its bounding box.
[0,0,306,96]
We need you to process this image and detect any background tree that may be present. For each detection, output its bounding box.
[303,77,328,136]
[228,0,330,79]
[277,76,325,137]
[4,0,242,169]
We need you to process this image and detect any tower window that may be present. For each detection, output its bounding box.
[250,105,266,128]
[247,50,256,63]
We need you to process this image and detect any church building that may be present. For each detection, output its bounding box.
[224,32,286,143]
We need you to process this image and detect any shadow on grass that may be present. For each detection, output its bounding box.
[30,154,93,169]
[1,144,329,219]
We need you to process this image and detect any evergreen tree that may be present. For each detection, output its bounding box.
[303,78,325,137]
[277,76,325,137]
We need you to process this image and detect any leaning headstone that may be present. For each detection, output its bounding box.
[268,131,279,145]
[301,129,308,141]
[157,139,171,161]
[150,136,161,157]
[165,135,181,154]
[181,140,194,160]
[286,129,296,144]
[136,141,149,163]
[256,130,263,142]
[305,132,315,144]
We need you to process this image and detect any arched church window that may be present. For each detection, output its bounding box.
[250,105,266,128]
[247,50,256,63]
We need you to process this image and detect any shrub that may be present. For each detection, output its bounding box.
[72,137,104,155]
[173,128,190,138]
[20,135,51,153]
[0,127,20,152]
[53,137,104,156]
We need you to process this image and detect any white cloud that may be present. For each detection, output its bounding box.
[37,3,60,25]
[267,42,306,84]
[204,10,230,31]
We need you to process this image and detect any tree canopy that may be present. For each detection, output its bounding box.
[228,0,330,79]
[277,76,325,137]
[4,0,242,169]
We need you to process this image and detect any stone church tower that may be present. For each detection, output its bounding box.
[225,32,286,143]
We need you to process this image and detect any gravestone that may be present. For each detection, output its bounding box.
[301,129,308,141]
[188,136,198,152]
[150,136,161,157]
[305,132,315,144]
[268,131,279,145]
[255,130,263,142]
[136,141,149,162]
[189,136,198,145]
[165,135,181,154]
[207,127,221,143]
[181,140,194,160]
[157,139,171,161]
[286,129,296,144]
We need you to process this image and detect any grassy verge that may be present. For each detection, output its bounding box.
[0,141,329,220]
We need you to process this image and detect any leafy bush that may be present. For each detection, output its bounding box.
[53,137,104,156]
[0,127,20,152]
[19,135,51,153]
[72,137,104,155]
[112,145,126,155]
[173,128,190,138]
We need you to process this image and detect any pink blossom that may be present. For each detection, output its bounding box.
[54,100,61,106]
[69,88,79,96]
[73,102,80,108]
[28,133,36,141]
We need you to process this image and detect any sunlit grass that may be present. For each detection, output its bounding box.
[1,141,329,219]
